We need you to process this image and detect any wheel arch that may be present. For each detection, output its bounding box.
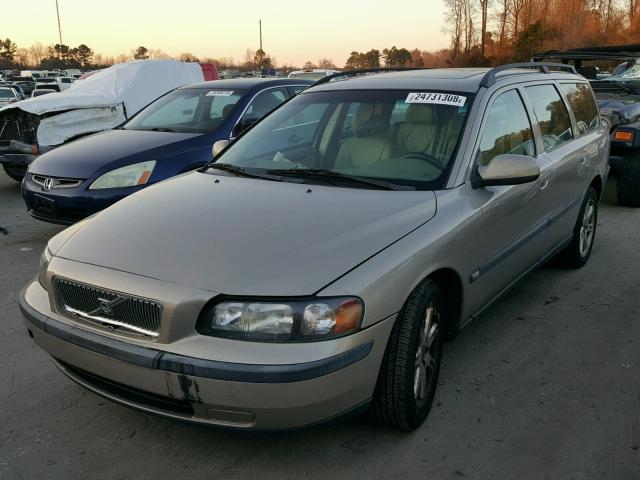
[426,267,463,340]
[589,174,603,201]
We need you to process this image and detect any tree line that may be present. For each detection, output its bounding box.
[443,0,640,67]
[0,39,339,73]
[4,1,640,75]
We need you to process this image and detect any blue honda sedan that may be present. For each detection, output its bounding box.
[22,78,312,224]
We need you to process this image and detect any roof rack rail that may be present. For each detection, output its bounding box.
[480,62,577,88]
[312,67,430,87]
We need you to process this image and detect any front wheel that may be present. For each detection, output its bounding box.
[371,279,444,430]
[560,187,598,268]
[2,163,27,182]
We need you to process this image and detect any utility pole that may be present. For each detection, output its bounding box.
[259,19,263,52]
[55,0,63,46]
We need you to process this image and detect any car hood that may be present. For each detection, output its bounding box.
[29,129,208,178]
[598,98,640,127]
[56,172,437,296]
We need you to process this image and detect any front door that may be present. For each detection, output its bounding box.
[466,88,551,312]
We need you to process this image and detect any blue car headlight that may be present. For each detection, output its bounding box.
[89,161,156,190]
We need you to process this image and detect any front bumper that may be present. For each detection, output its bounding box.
[0,140,41,165]
[22,174,139,225]
[20,278,394,430]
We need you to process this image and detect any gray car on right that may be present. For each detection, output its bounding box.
[22,64,609,431]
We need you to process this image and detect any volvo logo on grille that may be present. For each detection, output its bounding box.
[90,296,127,317]
[43,178,55,191]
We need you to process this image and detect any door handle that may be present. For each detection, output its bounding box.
[539,171,552,190]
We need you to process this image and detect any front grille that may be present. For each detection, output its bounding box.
[32,174,83,189]
[54,277,162,337]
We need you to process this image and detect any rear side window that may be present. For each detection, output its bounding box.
[559,83,600,135]
[525,84,573,152]
[479,89,535,166]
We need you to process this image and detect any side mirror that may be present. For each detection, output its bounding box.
[212,139,230,159]
[471,154,540,189]
[232,119,256,138]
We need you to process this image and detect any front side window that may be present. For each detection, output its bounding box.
[559,83,600,135]
[525,84,573,152]
[213,90,472,190]
[479,89,535,166]
[124,88,245,133]
[0,89,15,99]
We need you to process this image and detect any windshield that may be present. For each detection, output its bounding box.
[213,89,471,190]
[124,88,246,133]
[605,59,640,81]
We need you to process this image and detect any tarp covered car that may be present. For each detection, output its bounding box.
[0,60,218,181]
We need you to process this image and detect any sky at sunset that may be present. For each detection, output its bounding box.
[3,0,449,66]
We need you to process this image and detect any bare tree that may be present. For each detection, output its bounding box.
[15,48,30,67]
[478,0,491,58]
[444,0,465,57]
[28,42,46,66]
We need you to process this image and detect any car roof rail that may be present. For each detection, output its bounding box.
[480,62,578,88]
[312,67,430,87]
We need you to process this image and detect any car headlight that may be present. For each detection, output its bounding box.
[38,248,52,290]
[197,297,363,342]
[89,161,156,190]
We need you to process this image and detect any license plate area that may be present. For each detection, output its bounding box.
[31,194,56,215]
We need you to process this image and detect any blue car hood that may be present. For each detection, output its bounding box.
[29,129,207,178]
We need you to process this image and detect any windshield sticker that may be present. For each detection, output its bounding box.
[206,90,234,96]
[406,92,466,107]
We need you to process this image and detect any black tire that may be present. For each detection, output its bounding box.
[371,279,444,430]
[559,187,598,268]
[616,152,640,207]
[2,163,27,182]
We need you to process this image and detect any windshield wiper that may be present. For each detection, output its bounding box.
[147,127,180,133]
[266,169,415,191]
[207,163,282,181]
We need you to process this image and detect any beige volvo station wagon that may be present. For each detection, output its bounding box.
[21,64,610,431]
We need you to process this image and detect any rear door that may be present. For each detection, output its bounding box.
[522,82,592,251]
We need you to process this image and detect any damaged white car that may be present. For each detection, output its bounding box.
[0,60,218,181]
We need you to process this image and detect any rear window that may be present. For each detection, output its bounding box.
[289,72,326,80]
[525,84,573,152]
[559,83,600,135]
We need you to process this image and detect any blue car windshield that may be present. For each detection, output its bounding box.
[124,88,246,134]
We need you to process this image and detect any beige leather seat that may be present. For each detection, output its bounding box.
[396,104,439,158]
[433,113,465,164]
[335,104,393,169]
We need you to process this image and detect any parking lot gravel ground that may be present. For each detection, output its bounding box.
[1,172,639,480]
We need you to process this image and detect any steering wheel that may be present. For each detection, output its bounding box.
[401,153,442,170]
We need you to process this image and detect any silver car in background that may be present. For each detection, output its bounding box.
[21,64,609,431]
